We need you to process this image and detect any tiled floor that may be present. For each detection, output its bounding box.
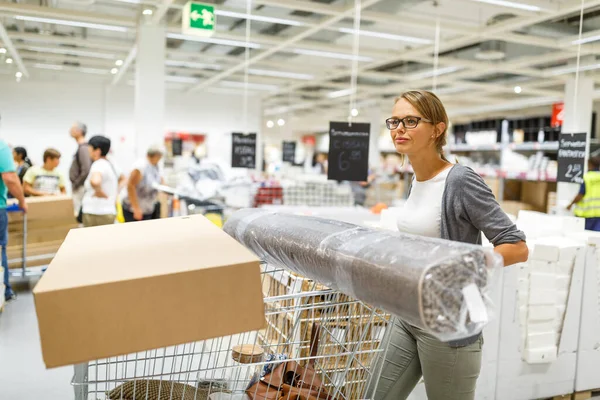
[2,286,600,400]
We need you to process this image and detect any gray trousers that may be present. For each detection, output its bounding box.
[369,318,483,400]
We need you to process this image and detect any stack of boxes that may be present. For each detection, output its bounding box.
[7,196,76,270]
[518,237,580,364]
[496,211,586,399]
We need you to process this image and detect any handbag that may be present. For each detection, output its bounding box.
[246,325,331,400]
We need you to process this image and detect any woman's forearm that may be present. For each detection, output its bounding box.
[494,241,529,267]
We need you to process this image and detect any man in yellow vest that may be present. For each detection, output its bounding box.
[567,157,600,231]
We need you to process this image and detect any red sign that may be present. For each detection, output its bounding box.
[551,102,564,127]
[302,135,316,146]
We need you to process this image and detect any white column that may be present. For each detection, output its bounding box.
[135,23,166,158]
[557,75,594,209]
[367,103,382,169]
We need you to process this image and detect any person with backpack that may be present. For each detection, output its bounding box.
[81,136,120,227]
[69,121,92,217]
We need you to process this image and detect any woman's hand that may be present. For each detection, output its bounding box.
[494,241,529,267]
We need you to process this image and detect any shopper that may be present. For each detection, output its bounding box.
[12,147,32,184]
[121,145,163,222]
[69,121,92,217]
[567,157,600,230]
[372,90,529,400]
[80,136,120,227]
[23,149,66,196]
[0,139,27,302]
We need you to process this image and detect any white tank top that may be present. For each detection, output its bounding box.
[396,166,453,238]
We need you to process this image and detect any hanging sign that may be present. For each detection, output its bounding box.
[171,138,183,156]
[327,121,370,182]
[282,141,296,163]
[231,133,257,169]
[557,132,586,184]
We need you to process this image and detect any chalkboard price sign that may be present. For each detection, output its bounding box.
[231,133,257,169]
[282,141,296,163]
[557,132,587,184]
[172,138,183,157]
[327,121,370,182]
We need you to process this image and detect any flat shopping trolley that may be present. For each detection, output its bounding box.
[72,263,392,400]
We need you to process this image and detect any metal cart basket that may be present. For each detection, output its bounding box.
[72,263,392,400]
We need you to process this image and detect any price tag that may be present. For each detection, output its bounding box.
[282,141,296,164]
[231,133,257,169]
[327,121,370,182]
[557,133,586,184]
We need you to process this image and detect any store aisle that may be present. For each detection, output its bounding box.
[0,289,73,400]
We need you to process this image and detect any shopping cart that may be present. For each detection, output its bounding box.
[72,263,391,400]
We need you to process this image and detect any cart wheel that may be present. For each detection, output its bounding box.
[231,344,264,364]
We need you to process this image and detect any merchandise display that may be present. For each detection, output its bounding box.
[224,209,502,341]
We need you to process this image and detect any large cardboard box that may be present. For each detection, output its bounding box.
[8,195,74,222]
[33,215,266,368]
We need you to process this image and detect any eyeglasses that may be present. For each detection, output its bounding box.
[386,116,431,130]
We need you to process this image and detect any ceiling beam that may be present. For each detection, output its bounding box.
[112,45,137,85]
[188,0,387,92]
[265,0,600,114]
[0,22,29,78]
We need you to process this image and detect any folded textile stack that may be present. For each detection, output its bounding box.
[224,209,502,341]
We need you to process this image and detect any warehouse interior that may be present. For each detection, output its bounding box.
[2,0,600,399]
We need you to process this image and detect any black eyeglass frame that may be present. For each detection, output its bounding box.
[386,116,432,130]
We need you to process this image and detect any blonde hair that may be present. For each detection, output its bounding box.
[395,90,449,162]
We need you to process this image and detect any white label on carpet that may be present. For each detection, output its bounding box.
[462,283,489,323]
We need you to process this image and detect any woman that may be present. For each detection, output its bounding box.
[374,91,528,400]
[121,145,163,222]
[12,146,32,184]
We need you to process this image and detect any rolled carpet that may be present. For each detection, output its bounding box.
[223,209,502,341]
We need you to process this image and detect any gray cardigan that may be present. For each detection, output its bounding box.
[410,164,526,346]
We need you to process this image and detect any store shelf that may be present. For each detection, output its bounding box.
[509,142,559,152]
[396,166,557,182]
[447,142,559,152]
[448,144,502,152]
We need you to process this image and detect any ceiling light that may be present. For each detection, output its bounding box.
[469,0,541,12]
[111,68,118,74]
[548,63,600,76]
[328,88,356,99]
[33,63,64,70]
[337,28,432,44]
[165,60,222,70]
[115,59,123,66]
[14,15,128,32]
[215,10,306,27]
[80,67,108,74]
[266,120,275,128]
[5,58,13,64]
[292,48,373,62]
[410,66,461,80]
[514,85,522,94]
[0,48,6,54]
[167,33,262,49]
[220,80,278,91]
[166,75,200,83]
[572,34,600,45]
[248,68,314,80]
[15,71,22,78]
[351,108,359,117]
[277,119,285,126]
[24,46,116,59]
[142,9,153,16]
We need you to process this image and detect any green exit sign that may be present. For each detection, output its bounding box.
[182,1,216,37]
